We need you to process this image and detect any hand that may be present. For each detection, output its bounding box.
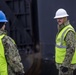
[60,66,68,73]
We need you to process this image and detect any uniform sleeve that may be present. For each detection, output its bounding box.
[2,36,25,73]
[62,31,76,67]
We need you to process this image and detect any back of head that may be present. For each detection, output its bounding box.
[54,8,69,19]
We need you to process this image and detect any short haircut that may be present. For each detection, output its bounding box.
[0,22,5,28]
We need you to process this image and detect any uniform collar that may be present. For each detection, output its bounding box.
[58,20,70,32]
[0,29,7,35]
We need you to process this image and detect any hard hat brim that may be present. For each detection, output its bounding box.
[54,15,69,19]
[0,20,8,22]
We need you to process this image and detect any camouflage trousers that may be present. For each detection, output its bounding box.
[58,68,73,75]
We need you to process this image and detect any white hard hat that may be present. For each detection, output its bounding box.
[54,8,69,19]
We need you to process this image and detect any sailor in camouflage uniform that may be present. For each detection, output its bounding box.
[54,8,76,75]
[0,11,25,75]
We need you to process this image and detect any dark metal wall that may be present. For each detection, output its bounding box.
[0,0,33,51]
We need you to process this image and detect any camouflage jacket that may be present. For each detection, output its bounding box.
[56,20,76,70]
[0,29,25,75]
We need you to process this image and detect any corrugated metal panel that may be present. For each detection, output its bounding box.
[0,0,33,51]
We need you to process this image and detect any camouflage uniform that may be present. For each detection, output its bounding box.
[0,29,25,75]
[56,20,76,75]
